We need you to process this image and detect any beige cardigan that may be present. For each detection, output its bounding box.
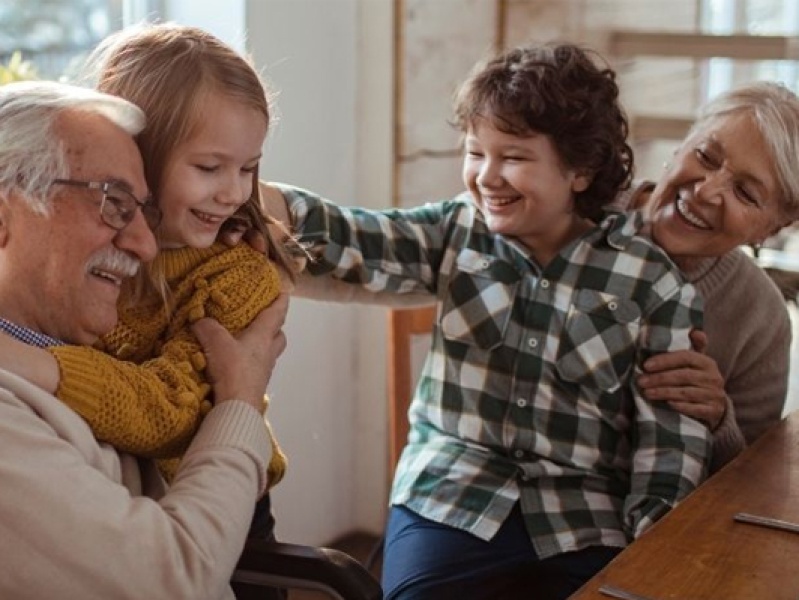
[0,368,271,600]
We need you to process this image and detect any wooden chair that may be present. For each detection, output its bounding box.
[363,305,437,572]
[387,305,437,474]
[232,538,383,600]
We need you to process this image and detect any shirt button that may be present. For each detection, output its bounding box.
[513,449,525,459]
[608,301,618,311]
[479,259,491,269]
[520,473,531,482]
[516,398,527,408]
[527,338,538,349]
[540,279,550,289]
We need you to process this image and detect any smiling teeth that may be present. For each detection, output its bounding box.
[484,196,518,207]
[676,197,710,229]
[90,269,122,285]
[193,210,225,224]
[86,248,140,285]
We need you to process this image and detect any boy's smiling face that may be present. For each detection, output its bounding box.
[462,117,591,263]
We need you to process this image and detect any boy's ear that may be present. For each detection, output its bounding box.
[572,171,592,194]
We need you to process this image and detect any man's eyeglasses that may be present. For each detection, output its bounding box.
[51,179,162,231]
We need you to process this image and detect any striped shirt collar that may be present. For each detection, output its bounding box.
[0,317,65,348]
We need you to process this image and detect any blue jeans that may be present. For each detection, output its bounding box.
[382,504,621,600]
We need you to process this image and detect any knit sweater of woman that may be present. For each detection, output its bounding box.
[47,242,286,486]
[615,182,791,471]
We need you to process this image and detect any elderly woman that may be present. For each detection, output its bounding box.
[617,81,799,471]
[266,80,799,475]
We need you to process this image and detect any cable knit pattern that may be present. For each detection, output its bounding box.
[614,182,791,471]
[49,242,287,487]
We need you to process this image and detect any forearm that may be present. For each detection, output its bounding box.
[0,395,269,599]
[294,271,435,307]
[51,343,207,457]
[709,395,746,472]
[0,333,59,393]
[260,180,292,230]
[626,393,710,537]
[270,182,451,293]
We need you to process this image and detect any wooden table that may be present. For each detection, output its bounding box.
[570,411,799,600]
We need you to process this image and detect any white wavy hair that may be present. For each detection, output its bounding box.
[0,80,145,214]
[689,81,799,225]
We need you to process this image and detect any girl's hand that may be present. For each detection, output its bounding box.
[637,330,727,430]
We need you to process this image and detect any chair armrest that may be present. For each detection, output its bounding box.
[232,538,383,600]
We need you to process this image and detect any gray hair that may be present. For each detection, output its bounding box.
[689,81,799,225]
[0,80,145,214]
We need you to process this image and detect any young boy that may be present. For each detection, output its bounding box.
[266,42,710,599]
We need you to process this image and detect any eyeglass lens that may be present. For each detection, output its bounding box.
[103,183,161,230]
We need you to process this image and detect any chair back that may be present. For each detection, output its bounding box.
[387,306,436,473]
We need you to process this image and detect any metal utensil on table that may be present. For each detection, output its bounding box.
[734,512,799,535]
[598,583,657,600]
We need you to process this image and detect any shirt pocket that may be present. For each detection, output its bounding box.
[555,289,641,393]
[440,249,520,351]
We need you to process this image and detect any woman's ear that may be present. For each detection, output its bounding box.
[0,195,13,247]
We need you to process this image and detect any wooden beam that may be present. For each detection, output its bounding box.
[609,31,799,60]
[631,115,693,141]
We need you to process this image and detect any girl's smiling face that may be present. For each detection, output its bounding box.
[648,112,783,262]
[156,93,267,249]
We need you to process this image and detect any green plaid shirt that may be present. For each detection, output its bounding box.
[278,183,710,559]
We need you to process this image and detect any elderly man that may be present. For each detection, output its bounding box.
[0,80,287,599]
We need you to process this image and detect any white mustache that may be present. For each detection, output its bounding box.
[85,248,140,279]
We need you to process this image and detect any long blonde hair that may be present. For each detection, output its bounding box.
[84,22,295,302]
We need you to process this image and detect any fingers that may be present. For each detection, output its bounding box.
[665,399,723,429]
[191,317,229,353]
[689,329,708,354]
[250,294,289,334]
[641,349,713,374]
[243,229,268,254]
[191,295,290,410]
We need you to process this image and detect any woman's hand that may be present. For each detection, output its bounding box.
[637,330,727,430]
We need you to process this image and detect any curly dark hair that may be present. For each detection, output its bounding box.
[453,42,634,222]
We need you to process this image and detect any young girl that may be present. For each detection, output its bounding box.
[263,43,711,599]
[0,24,294,512]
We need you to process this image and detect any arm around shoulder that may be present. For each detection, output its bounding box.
[0,373,269,599]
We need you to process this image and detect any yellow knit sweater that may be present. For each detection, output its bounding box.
[49,242,286,487]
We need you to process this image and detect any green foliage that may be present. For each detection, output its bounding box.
[0,51,38,85]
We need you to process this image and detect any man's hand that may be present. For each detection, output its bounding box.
[192,294,289,412]
[637,330,727,430]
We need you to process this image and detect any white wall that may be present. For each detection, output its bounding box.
[160,0,393,545]
[246,0,393,545]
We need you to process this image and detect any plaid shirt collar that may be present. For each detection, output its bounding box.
[0,317,65,348]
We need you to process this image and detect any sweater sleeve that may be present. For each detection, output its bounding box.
[701,253,791,472]
[0,376,270,599]
[48,250,282,458]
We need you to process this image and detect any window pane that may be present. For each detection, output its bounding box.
[0,0,124,80]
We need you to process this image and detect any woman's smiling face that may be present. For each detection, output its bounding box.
[648,111,783,261]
